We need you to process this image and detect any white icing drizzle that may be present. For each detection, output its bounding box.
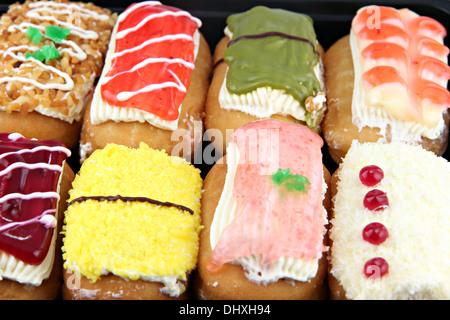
[0,209,57,233]
[117,1,201,28]
[0,161,63,177]
[116,69,187,102]
[0,144,72,160]
[28,1,110,22]
[27,1,110,39]
[0,192,60,205]
[111,33,194,60]
[116,10,201,39]
[101,57,195,86]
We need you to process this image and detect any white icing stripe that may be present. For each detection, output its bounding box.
[25,14,98,39]
[117,1,201,30]
[118,1,161,22]
[1,46,75,91]
[7,133,24,141]
[117,11,201,39]
[0,162,63,177]
[28,1,110,21]
[26,1,111,40]
[0,192,60,204]
[116,69,186,101]
[112,33,194,59]
[0,209,57,233]
[0,145,71,160]
[101,57,195,85]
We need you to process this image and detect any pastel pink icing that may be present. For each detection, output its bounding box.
[206,119,327,273]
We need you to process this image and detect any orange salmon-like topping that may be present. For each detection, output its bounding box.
[362,65,407,88]
[100,1,201,121]
[352,6,450,124]
[206,120,327,273]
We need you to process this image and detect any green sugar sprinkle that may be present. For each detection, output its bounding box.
[271,168,311,193]
[25,50,45,62]
[26,26,43,44]
[45,25,71,43]
[26,44,60,62]
[24,25,69,63]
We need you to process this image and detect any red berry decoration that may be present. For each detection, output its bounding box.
[362,222,389,245]
[364,257,389,278]
[359,165,384,186]
[363,189,389,211]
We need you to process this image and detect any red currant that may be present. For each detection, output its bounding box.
[364,257,389,278]
[359,165,384,186]
[362,222,389,245]
[363,189,389,211]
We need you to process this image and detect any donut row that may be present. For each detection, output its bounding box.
[0,0,448,300]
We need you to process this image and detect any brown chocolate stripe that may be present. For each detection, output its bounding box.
[68,195,194,215]
[227,31,319,55]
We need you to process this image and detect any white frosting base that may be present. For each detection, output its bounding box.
[330,141,450,300]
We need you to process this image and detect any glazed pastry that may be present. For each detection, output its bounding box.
[80,1,212,163]
[0,133,74,299]
[0,0,116,150]
[322,5,450,163]
[195,119,330,300]
[204,6,326,156]
[62,143,203,300]
[329,141,450,300]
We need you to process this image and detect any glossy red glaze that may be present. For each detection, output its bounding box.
[0,133,69,265]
